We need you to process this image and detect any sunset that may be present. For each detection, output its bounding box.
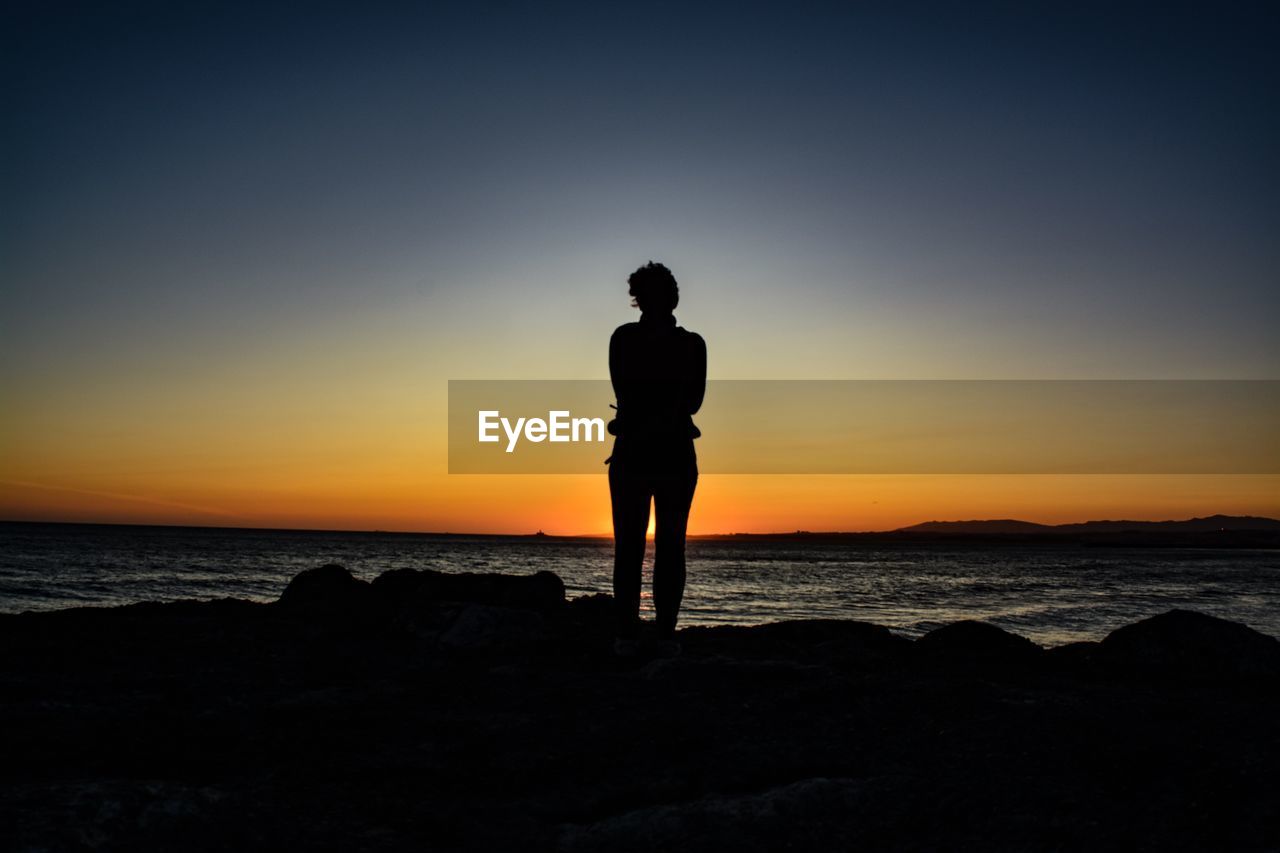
[4,3,1278,534]
[3,2,1278,850]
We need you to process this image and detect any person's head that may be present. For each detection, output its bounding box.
[627,261,679,315]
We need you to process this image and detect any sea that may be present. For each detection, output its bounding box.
[2,522,1277,646]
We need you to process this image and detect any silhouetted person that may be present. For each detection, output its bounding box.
[608,261,705,657]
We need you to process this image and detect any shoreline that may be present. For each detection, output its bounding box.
[3,564,1279,850]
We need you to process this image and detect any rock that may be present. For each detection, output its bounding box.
[679,620,909,669]
[370,567,429,601]
[6,572,1280,852]
[283,566,566,619]
[564,593,615,630]
[382,568,566,612]
[556,776,905,853]
[1101,609,1280,681]
[438,603,546,651]
[640,655,830,684]
[277,564,370,608]
[389,599,460,644]
[1044,640,1103,675]
[913,620,1043,670]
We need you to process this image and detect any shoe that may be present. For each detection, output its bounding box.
[614,636,641,657]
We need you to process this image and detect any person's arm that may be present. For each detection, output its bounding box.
[686,333,706,415]
[609,327,623,400]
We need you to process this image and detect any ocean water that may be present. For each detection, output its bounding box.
[1,522,1277,646]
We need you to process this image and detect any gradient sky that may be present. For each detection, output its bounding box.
[3,1,1278,532]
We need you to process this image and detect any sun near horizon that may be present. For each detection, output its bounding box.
[3,473,1277,537]
[4,3,1277,540]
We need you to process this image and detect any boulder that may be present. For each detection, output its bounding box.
[1044,640,1103,675]
[277,564,370,608]
[556,776,906,853]
[640,654,830,684]
[679,620,909,668]
[412,569,566,611]
[913,620,1043,670]
[565,592,615,624]
[370,568,429,602]
[1100,609,1280,681]
[438,603,546,651]
[561,593,617,641]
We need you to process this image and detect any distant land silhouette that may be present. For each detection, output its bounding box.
[698,515,1280,548]
[898,514,1280,535]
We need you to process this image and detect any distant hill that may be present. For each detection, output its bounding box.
[696,515,1280,547]
[1056,515,1280,533]
[900,519,1055,535]
[899,515,1280,535]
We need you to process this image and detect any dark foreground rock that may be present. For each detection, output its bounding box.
[1101,608,1280,681]
[2,566,1277,852]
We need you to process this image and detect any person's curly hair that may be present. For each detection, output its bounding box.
[627,261,679,314]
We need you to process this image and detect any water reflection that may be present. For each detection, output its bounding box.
[0,525,1276,646]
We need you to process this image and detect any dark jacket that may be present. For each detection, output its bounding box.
[609,312,706,449]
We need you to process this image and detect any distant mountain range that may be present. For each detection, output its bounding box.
[898,515,1280,534]
[700,515,1280,547]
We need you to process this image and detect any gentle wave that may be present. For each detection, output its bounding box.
[1,523,1277,646]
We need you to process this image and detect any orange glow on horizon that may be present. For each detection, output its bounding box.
[4,320,1277,536]
[3,473,1278,535]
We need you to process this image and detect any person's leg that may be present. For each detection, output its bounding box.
[609,461,651,639]
[652,470,697,638]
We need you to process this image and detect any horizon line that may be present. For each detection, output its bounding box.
[2,513,1276,540]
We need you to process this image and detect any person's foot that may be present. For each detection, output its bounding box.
[613,636,641,657]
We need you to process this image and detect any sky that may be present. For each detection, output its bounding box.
[2,1,1278,533]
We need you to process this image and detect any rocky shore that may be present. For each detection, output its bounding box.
[3,564,1279,851]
